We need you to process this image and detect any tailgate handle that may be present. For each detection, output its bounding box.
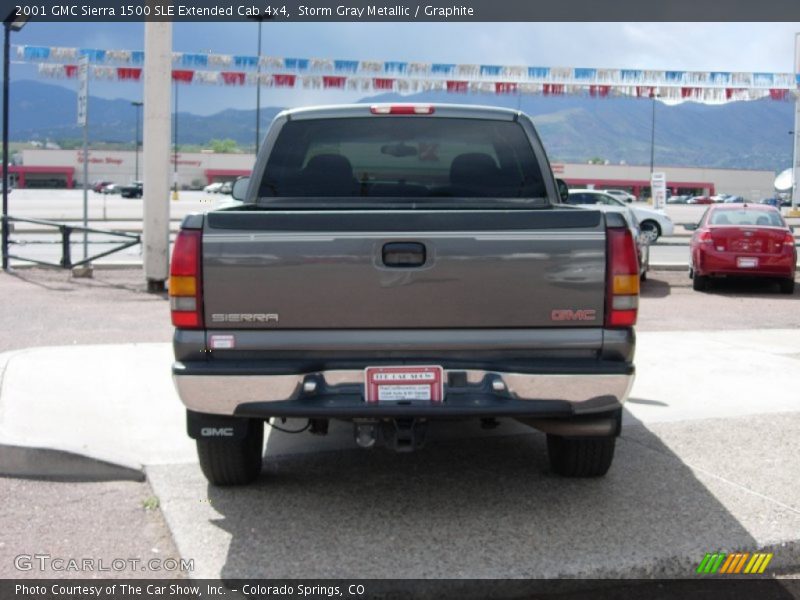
[382,242,426,267]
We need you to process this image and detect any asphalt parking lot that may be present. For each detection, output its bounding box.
[0,267,798,584]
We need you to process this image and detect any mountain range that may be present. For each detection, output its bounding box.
[5,80,793,171]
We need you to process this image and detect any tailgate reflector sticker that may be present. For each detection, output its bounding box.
[210,335,235,350]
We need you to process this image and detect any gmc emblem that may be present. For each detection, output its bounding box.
[551,309,597,322]
[200,427,234,437]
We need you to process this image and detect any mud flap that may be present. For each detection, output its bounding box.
[186,410,254,441]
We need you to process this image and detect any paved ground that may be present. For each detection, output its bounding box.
[0,269,170,353]
[0,478,185,579]
[0,268,177,580]
[1,267,799,582]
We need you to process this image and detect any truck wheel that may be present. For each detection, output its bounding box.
[692,274,708,291]
[779,278,795,295]
[196,422,264,486]
[546,435,616,477]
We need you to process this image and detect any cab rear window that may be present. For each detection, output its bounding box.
[257,117,547,205]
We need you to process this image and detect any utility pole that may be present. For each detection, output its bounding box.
[142,22,172,291]
[172,79,179,201]
[131,101,143,181]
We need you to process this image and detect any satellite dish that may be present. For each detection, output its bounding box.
[774,168,793,192]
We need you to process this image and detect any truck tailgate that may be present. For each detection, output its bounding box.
[202,208,606,329]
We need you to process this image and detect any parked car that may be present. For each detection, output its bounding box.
[602,189,636,203]
[723,195,745,203]
[120,181,143,199]
[710,194,731,203]
[567,188,673,242]
[101,183,120,194]
[760,197,792,208]
[687,196,713,205]
[219,181,233,195]
[203,182,223,193]
[566,189,650,277]
[687,204,796,294]
[667,194,691,204]
[92,180,113,193]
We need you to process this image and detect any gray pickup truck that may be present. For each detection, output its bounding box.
[169,104,639,485]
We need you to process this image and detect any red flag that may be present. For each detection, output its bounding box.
[64,65,78,78]
[681,87,700,98]
[221,72,246,85]
[171,69,194,83]
[446,80,468,93]
[373,78,395,90]
[323,76,347,89]
[769,89,789,100]
[273,74,296,87]
[543,84,565,95]
[589,85,610,97]
[117,67,142,81]
[495,82,517,94]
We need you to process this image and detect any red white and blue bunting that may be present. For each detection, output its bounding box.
[15,45,799,103]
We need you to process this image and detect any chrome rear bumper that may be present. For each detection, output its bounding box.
[173,366,633,417]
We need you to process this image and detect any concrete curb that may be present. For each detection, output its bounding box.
[0,443,144,482]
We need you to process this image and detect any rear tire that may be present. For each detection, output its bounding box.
[779,278,795,295]
[692,274,709,291]
[547,435,616,477]
[197,422,264,486]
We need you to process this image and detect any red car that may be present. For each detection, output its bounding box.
[689,204,796,294]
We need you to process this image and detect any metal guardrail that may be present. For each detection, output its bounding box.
[2,215,141,269]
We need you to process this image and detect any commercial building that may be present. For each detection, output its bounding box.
[10,149,254,190]
[554,163,776,199]
[9,149,778,200]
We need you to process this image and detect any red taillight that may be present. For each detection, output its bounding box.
[370,105,435,115]
[606,226,640,328]
[169,229,203,329]
[784,232,796,248]
[698,231,713,244]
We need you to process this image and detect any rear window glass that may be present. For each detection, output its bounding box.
[708,209,784,227]
[257,117,547,207]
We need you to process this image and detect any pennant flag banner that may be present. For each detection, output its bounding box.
[17,43,798,104]
[31,63,795,104]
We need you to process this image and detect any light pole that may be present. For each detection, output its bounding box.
[172,79,179,200]
[2,11,28,271]
[131,101,143,182]
[790,32,800,217]
[249,14,270,153]
[649,91,659,175]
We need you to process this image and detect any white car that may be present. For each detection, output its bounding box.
[602,189,636,203]
[203,182,223,193]
[567,189,674,242]
[565,190,650,279]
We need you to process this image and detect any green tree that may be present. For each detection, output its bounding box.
[208,138,239,153]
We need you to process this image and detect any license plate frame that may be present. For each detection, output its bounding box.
[737,257,758,268]
[364,365,444,404]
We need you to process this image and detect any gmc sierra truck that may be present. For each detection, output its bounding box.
[170,104,638,486]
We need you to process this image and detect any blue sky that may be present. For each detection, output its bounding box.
[6,22,800,114]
